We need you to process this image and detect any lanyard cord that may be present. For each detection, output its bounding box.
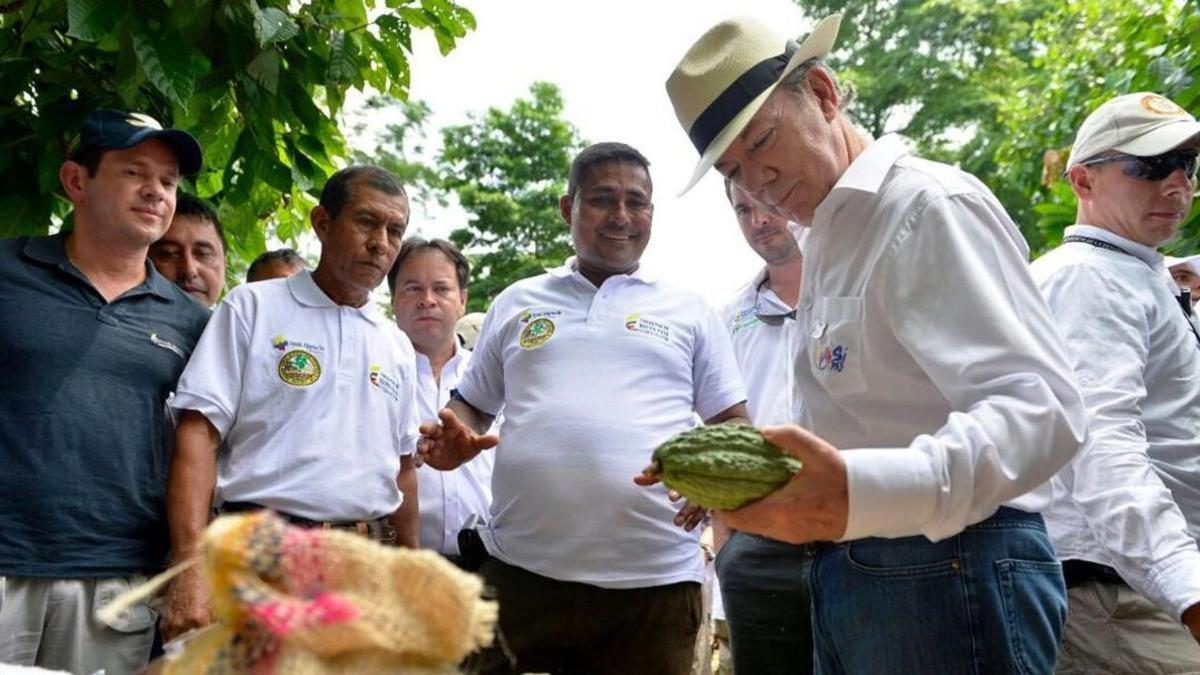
[1062,235,1200,347]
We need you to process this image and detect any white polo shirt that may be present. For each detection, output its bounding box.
[1032,224,1200,619]
[456,259,746,589]
[721,267,797,426]
[415,347,494,555]
[796,134,1088,542]
[172,271,419,521]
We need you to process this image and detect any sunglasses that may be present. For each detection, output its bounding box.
[1080,150,1199,182]
[754,278,795,326]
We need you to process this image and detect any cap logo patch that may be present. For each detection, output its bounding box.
[1140,95,1185,116]
[125,113,163,129]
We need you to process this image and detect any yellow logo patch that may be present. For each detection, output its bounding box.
[1140,94,1186,116]
[519,317,555,350]
[278,349,321,386]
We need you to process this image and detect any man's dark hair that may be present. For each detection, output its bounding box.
[70,146,109,177]
[387,236,470,294]
[172,192,226,253]
[246,248,307,283]
[567,142,653,199]
[319,165,408,221]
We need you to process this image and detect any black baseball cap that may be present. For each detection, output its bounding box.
[69,109,203,176]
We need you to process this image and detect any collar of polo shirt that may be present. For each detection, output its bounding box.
[288,270,384,323]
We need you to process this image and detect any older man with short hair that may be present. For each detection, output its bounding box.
[667,15,1088,672]
[0,109,208,674]
[161,165,421,640]
[1030,92,1200,673]
[149,192,227,306]
[246,247,308,283]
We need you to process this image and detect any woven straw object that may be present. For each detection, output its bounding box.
[162,511,497,674]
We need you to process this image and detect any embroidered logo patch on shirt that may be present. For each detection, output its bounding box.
[272,334,325,354]
[624,313,671,343]
[368,364,401,400]
[519,308,563,323]
[519,317,555,350]
[730,306,762,335]
[815,345,848,373]
[278,349,321,386]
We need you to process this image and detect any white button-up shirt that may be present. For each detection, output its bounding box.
[796,134,1088,542]
[173,272,420,521]
[456,258,747,588]
[1032,224,1200,619]
[721,267,796,426]
[415,347,494,555]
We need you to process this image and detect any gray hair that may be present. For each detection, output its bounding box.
[778,58,856,112]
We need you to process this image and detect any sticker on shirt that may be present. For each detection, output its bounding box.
[519,317,555,350]
[369,365,401,401]
[624,313,671,343]
[814,344,848,373]
[271,334,326,354]
[730,306,763,335]
[278,349,321,386]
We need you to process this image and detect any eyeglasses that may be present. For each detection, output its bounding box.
[754,278,795,326]
[1079,150,1199,182]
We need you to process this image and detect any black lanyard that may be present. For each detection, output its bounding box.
[1063,234,1200,347]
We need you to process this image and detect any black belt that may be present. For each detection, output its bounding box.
[1061,559,1125,588]
[220,501,396,543]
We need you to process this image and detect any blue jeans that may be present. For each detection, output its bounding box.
[811,507,1066,675]
[715,531,815,674]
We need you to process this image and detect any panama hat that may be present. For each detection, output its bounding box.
[666,14,842,195]
[1165,253,1200,277]
[1066,92,1200,169]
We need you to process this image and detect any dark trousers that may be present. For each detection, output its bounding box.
[469,557,702,675]
[715,531,816,674]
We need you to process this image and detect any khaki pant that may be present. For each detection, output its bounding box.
[1057,578,1200,674]
[0,576,156,675]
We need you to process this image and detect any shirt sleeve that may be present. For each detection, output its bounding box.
[170,297,252,438]
[399,359,419,458]
[691,298,748,421]
[841,191,1088,541]
[1040,262,1200,619]
[454,297,508,418]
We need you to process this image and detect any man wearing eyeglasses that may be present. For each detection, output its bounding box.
[714,179,811,674]
[1030,92,1200,673]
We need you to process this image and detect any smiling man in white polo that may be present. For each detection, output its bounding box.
[666,15,1089,672]
[419,142,748,674]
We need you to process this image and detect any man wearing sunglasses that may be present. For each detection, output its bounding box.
[714,179,812,674]
[1030,92,1200,673]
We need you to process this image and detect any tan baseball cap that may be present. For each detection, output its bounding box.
[1066,92,1200,169]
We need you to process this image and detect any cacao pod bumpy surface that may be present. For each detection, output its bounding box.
[649,425,802,510]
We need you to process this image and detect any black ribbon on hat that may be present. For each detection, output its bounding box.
[687,40,799,156]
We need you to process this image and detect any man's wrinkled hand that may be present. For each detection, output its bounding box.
[159,566,213,642]
[715,424,849,545]
[418,408,498,471]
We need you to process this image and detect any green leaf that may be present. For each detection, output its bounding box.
[66,0,125,42]
[327,31,358,84]
[246,50,280,95]
[130,17,209,108]
[252,5,299,46]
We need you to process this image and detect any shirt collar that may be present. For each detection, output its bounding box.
[549,256,658,285]
[415,342,468,379]
[1065,224,1164,269]
[287,270,383,322]
[829,134,908,197]
[24,232,176,301]
[749,267,792,315]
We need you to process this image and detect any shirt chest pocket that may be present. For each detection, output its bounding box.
[808,297,867,399]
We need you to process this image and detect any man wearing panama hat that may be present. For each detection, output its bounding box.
[665,15,1089,672]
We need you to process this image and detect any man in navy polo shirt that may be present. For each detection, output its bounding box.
[0,109,209,674]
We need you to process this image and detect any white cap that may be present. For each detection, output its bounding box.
[455,312,486,351]
[1164,254,1200,277]
[1066,92,1200,168]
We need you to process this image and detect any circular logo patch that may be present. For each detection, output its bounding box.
[278,349,321,386]
[519,317,555,350]
[1141,94,1185,116]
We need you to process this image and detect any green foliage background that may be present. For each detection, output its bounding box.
[799,0,1199,256]
[0,0,474,282]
